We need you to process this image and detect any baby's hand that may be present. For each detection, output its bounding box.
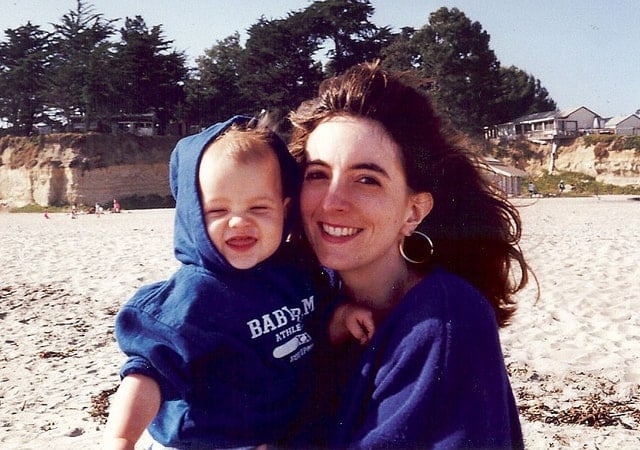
[329,302,375,345]
[344,304,375,345]
[329,303,376,345]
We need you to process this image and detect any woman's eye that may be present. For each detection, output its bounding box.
[251,206,270,212]
[357,176,381,186]
[304,169,328,181]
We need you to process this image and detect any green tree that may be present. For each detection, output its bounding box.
[0,22,51,135]
[380,27,420,71]
[495,66,557,123]
[237,0,392,122]
[495,66,536,123]
[302,0,393,76]
[111,15,188,133]
[530,77,556,114]
[47,0,116,131]
[186,32,248,126]
[241,16,323,118]
[412,7,502,134]
[380,7,556,131]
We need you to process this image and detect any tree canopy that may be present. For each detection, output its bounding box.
[0,1,556,136]
[380,7,556,133]
[47,0,117,130]
[111,15,188,133]
[0,22,50,135]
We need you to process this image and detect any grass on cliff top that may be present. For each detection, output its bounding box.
[526,171,640,196]
[8,194,175,213]
[9,204,69,213]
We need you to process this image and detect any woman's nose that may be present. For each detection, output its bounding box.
[322,182,350,212]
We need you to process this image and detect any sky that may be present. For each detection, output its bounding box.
[1,0,639,118]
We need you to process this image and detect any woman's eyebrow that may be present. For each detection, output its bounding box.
[351,163,389,178]
[306,159,329,168]
[306,160,390,178]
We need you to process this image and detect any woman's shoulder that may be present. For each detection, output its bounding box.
[398,266,498,329]
[374,267,503,364]
[412,266,485,299]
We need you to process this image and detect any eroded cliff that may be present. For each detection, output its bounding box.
[0,133,179,207]
[498,135,640,186]
[2,132,639,208]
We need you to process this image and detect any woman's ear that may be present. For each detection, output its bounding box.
[283,197,291,219]
[401,192,433,236]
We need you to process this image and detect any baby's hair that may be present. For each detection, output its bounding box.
[203,115,300,202]
[207,123,276,165]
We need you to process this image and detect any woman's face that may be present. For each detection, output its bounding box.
[300,115,430,275]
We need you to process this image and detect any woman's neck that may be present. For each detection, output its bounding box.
[340,256,420,314]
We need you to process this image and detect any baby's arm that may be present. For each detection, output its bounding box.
[329,302,375,345]
[103,373,161,450]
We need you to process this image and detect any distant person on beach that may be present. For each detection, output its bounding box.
[112,199,121,213]
[43,208,49,219]
[528,181,537,196]
[558,179,566,195]
[103,116,334,449]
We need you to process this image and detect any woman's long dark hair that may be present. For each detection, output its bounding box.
[289,61,532,326]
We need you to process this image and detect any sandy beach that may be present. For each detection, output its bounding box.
[1,197,639,449]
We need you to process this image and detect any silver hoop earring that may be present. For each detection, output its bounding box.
[399,230,434,264]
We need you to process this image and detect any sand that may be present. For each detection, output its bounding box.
[1,197,639,449]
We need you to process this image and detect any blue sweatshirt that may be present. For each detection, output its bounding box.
[114,116,324,448]
[328,267,523,449]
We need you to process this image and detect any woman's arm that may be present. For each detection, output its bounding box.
[103,373,161,450]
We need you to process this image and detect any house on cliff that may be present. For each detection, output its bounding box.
[111,113,158,136]
[34,112,160,136]
[489,106,603,142]
[603,114,640,135]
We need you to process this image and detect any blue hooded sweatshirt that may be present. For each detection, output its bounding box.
[115,116,324,448]
[318,267,523,449]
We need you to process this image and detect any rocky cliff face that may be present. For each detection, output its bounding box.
[3,133,639,208]
[501,136,640,186]
[0,133,179,207]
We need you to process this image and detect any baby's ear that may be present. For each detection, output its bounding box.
[401,192,433,236]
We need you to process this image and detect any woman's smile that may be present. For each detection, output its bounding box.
[321,222,362,238]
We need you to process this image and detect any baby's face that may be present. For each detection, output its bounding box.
[199,145,288,269]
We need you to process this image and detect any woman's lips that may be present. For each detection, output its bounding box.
[320,222,362,238]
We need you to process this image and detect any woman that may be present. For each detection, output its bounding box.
[289,62,530,449]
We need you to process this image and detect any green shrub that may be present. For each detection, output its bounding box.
[622,136,640,150]
[524,170,640,196]
[8,195,176,212]
[9,204,68,213]
[583,134,616,146]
